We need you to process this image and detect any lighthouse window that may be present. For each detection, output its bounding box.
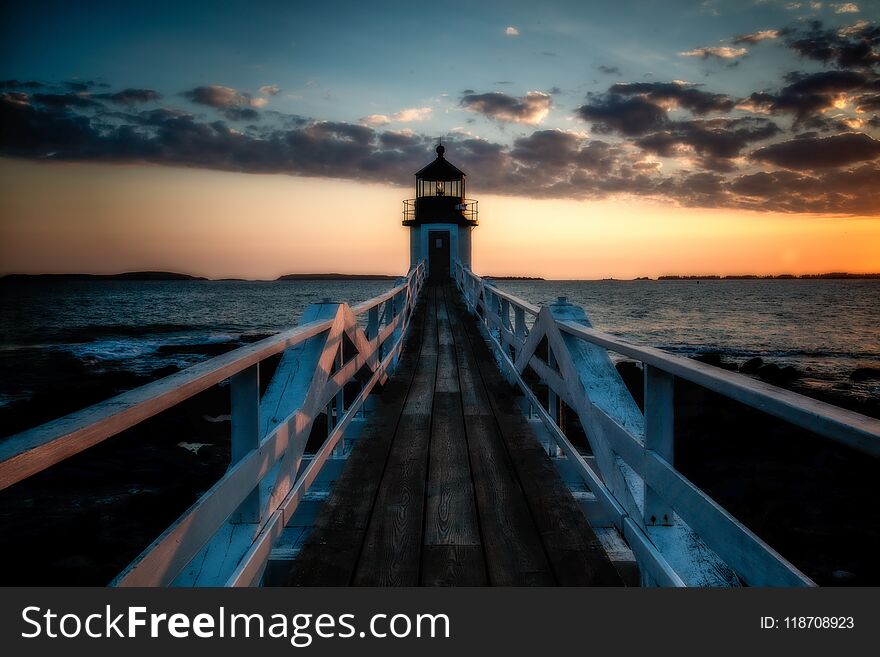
[436,181,445,196]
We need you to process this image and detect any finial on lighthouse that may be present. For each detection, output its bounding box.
[436,139,445,157]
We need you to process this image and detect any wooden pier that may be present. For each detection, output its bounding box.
[285,284,622,586]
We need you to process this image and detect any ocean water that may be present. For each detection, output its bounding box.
[495,279,880,402]
[0,279,394,409]
[0,278,878,411]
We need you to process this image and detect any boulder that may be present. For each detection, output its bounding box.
[740,357,764,374]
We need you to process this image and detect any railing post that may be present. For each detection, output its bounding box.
[644,364,674,526]
[333,345,345,455]
[367,305,379,341]
[547,346,561,457]
[230,363,261,524]
[514,306,526,357]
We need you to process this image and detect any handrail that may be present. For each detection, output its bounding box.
[0,261,426,586]
[463,267,880,457]
[455,261,880,587]
[0,274,419,491]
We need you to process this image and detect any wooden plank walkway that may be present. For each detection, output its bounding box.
[285,284,624,586]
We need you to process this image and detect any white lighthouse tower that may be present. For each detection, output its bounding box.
[403,143,478,279]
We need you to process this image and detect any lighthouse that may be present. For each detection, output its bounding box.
[403,143,478,279]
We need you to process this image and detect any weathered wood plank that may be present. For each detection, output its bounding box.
[351,287,438,586]
[447,293,555,586]
[453,292,624,587]
[424,392,481,549]
[421,546,488,587]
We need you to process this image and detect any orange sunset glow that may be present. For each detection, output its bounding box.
[2,158,878,279]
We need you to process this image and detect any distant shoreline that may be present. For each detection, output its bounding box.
[1,271,878,282]
[1,271,400,282]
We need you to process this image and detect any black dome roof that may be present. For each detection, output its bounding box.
[415,145,466,181]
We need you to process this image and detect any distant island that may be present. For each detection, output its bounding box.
[656,273,880,280]
[1,271,399,282]
[0,271,207,281]
[276,273,398,281]
[484,276,545,281]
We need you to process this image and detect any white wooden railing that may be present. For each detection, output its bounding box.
[0,262,426,586]
[455,262,880,587]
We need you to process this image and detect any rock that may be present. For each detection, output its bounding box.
[693,352,738,371]
[694,352,722,366]
[851,367,880,382]
[740,357,764,374]
[757,363,802,385]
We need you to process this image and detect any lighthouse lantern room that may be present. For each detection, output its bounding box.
[403,144,478,279]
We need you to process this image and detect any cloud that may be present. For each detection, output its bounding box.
[635,117,781,171]
[785,19,880,69]
[732,29,780,45]
[360,107,432,126]
[2,76,879,215]
[680,46,748,59]
[360,114,391,127]
[576,95,668,136]
[0,79,44,90]
[832,3,860,13]
[505,26,520,36]
[576,81,737,139]
[751,132,880,169]
[391,107,432,122]
[602,81,735,115]
[96,88,162,105]
[460,91,552,124]
[182,85,272,120]
[744,69,879,122]
[598,65,622,76]
[31,93,102,109]
[258,84,280,96]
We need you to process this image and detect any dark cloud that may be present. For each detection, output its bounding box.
[96,88,162,105]
[460,91,552,124]
[181,85,267,119]
[222,107,260,121]
[785,20,880,70]
[856,93,880,111]
[576,96,667,136]
[0,80,44,89]
[727,164,880,213]
[31,93,102,109]
[608,82,736,114]
[510,130,581,168]
[2,75,879,214]
[577,81,737,137]
[744,69,880,122]
[751,132,880,169]
[597,65,622,76]
[636,117,781,171]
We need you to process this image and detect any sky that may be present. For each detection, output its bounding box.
[1,0,880,278]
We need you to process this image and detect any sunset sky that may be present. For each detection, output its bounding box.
[2,0,880,279]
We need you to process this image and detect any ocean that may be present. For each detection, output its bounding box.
[0,278,878,422]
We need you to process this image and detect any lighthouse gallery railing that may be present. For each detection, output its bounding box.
[455,261,880,587]
[0,262,426,586]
